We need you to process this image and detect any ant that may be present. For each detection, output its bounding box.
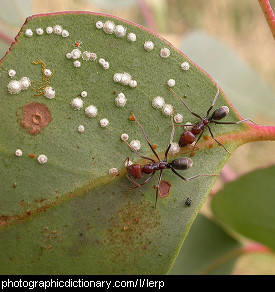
[122,110,218,209]
[169,83,255,153]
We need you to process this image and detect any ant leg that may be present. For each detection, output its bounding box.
[170,168,186,181]
[164,108,175,161]
[154,170,163,209]
[131,112,160,161]
[174,124,196,127]
[207,126,230,154]
[206,83,220,116]
[126,174,142,189]
[169,108,176,145]
[126,172,155,192]
[213,118,256,125]
[192,128,205,150]
[170,167,219,181]
[124,157,131,167]
[122,139,155,163]
[168,87,202,120]
[164,145,171,161]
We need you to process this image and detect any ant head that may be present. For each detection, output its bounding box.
[211,106,229,121]
[170,157,193,170]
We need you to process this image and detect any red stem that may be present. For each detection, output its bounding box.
[257,0,275,39]
[198,243,273,274]
[192,124,275,153]
[242,124,275,143]
[243,242,272,254]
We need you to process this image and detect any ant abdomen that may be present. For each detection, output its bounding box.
[211,106,229,121]
[170,157,193,170]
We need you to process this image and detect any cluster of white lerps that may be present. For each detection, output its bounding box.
[113,72,137,88]
[25,25,69,38]
[96,20,136,42]
[7,77,31,94]
[66,48,98,68]
[20,18,192,171]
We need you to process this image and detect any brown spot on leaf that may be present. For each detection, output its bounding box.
[0,215,11,225]
[0,214,20,227]
[107,201,161,263]
[20,102,51,135]
[158,180,171,198]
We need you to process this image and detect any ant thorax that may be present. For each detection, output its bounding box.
[203,117,211,126]
[142,161,168,174]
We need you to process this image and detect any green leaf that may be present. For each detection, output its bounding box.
[0,39,10,59]
[169,214,241,275]
[0,0,31,27]
[83,0,136,9]
[179,31,275,120]
[0,12,272,274]
[211,165,275,250]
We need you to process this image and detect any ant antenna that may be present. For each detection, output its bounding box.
[154,170,163,209]
[169,108,176,145]
[164,108,175,160]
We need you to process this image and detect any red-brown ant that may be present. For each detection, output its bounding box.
[122,111,218,209]
[169,83,255,153]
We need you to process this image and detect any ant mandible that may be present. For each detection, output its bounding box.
[169,83,255,153]
[122,110,218,209]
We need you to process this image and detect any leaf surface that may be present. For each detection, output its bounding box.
[211,165,275,251]
[169,214,241,275]
[179,31,275,121]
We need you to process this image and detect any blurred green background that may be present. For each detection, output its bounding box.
[0,0,274,274]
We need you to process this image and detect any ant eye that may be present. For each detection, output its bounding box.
[211,106,229,120]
